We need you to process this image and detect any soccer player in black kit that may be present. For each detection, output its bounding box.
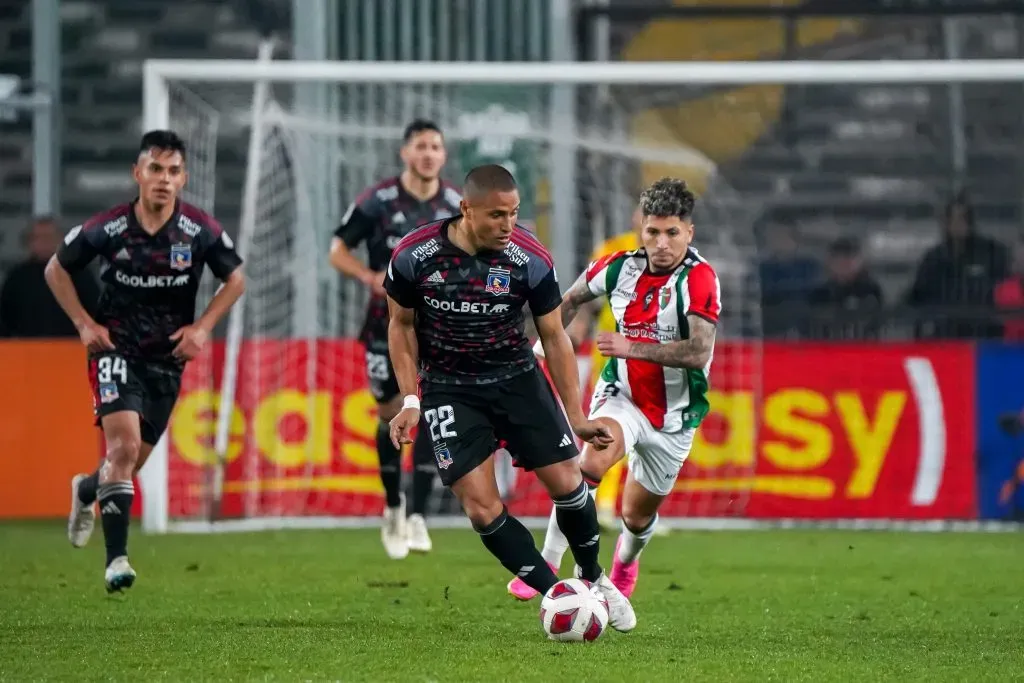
[46,130,245,593]
[329,119,461,559]
[385,164,637,632]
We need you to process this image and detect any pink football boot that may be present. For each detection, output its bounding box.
[506,562,559,601]
[609,536,640,598]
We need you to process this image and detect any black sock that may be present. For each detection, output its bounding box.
[411,430,436,516]
[553,481,603,582]
[77,469,100,506]
[97,481,134,566]
[376,421,402,508]
[476,506,559,595]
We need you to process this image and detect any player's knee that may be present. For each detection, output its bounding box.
[621,488,658,531]
[465,502,505,531]
[618,507,651,532]
[580,423,625,478]
[579,449,617,480]
[106,434,142,474]
[620,502,656,533]
[460,494,504,530]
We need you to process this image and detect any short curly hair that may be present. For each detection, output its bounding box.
[639,177,695,220]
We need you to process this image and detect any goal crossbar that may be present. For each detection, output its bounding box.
[143,59,1024,88]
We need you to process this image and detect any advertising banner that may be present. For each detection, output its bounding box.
[165,341,977,521]
[975,344,1024,520]
[0,341,99,518]
[689,343,977,520]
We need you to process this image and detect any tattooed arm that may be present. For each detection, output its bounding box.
[560,271,601,330]
[597,314,716,369]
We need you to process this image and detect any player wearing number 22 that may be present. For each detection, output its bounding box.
[507,177,721,601]
[385,164,636,632]
[45,130,246,593]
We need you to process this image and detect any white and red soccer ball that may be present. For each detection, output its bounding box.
[539,578,610,642]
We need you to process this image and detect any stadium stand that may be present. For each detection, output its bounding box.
[0,0,284,272]
[609,4,1023,301]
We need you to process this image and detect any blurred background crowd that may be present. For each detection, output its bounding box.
[1,0,1022,342]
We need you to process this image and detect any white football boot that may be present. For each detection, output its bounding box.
[67,474,96,548]
[104,556,136,593]
[577,566,637,632]
[381,494,409,560]
[406,513,432,553]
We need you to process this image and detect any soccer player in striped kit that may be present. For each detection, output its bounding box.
[508,177,721,600]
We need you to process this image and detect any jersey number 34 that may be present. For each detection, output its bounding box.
[97,356,128,384]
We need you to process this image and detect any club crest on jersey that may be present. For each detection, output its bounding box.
[170,243,192,271]
[485,267,511,295]
[659,286,672,311]
[99,383,119,403]
[434,444,454,470]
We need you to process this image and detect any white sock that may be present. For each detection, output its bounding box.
[540,506,569,568]
[616,514,658,565]
[540,483,597,569]
[494,450,517,500]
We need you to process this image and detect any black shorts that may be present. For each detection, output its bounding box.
[363,337,400,403]
[420,367,578,487]
[88,352,183,445]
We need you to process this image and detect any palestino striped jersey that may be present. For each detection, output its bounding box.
[586,247,721,432]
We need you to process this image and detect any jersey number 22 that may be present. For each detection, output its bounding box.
[424,405,457,441]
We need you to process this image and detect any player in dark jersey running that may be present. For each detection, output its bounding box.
[329,119,462,559]
[385,164,637,632]
[46,130,245,593]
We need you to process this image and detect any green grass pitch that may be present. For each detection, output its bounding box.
[1,521,1022,682]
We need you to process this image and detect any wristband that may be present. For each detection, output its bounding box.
[402,395,420,411]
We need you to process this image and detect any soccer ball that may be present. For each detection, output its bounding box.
[539,578,609,642]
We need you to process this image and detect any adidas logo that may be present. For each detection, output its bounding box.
[114,248,130,261]
[100,501,121,515]
[559,434,572,448]
[425,271,445,285]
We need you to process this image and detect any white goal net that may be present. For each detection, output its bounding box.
[139,58,1022,533]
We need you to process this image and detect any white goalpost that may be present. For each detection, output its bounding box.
[139,58,1024,534]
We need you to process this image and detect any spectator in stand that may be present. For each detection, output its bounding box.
[757,224,821,338]
[994,238,1024,341]
[806,237,884,340]
[907,193,1009,339]
[0,217,100,337]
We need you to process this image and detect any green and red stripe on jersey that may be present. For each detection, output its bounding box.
[619,269,674,429]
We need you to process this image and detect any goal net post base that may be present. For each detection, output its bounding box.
[140,58,1024,534]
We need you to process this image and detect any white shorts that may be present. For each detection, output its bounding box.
[589,383,695,496]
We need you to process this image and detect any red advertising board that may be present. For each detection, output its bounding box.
[681,343,977,519]
[165,340,976,520]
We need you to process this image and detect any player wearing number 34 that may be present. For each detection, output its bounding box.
[45,130,246,594]
[508,177,721,602]
[385,164,636,632]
